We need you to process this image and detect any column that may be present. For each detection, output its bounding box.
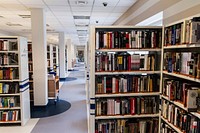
[31,8,48,106]
[59,32,66,79]
[67,39,73,70]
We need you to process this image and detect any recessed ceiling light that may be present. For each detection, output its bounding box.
[75,0,88,6]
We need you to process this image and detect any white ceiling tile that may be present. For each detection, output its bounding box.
[1,4,27,11]
[18,0,44,5]
[0,0,20,4]
[43,0,69,6]
[71,6,92,12]
[48,6,71,11]
[72,12,90,16]
[117,0,137,6]
[92,6,113,12]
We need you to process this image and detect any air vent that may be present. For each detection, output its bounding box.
[73,16,90,19]
[19,15,31,18]
[47,29,55,32]
[76,24,88,27]
[6,23,22,26]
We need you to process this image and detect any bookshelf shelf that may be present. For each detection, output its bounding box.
[96,48,161,52]
[95,114,160,120]
[95,92,160,97]
[0,79,20,82]
[0,65,19,68]
[161,95,188,111]
[0,121,21,123]
[0,51,18,53]
[95,71,160,75]
[0,93,20,96]
[163,44,200,49]
[161,117,183,133]
[163,71,200,83]
[0,107,21,110]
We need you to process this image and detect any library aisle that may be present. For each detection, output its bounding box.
[0,62,88,133]
[31,62,88,133]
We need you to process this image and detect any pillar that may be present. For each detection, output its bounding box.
[31,8,48,106]
[59,32,66,79]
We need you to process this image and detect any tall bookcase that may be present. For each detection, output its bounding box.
[28,42,34,104]
[53,45,59,76]
[160,17,200,132]
[47,44,59,76]
[89,26,162,132]
[0,36,30,126]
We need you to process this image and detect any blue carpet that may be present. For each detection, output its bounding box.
[60,77,77,82]
[31,99,71,118]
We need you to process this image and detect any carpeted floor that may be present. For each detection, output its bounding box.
[31,63,88,133]
[31,99,71,118]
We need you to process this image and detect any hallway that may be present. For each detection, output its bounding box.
[31,63,88,133]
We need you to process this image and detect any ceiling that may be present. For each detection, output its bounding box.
[0,0,137,45]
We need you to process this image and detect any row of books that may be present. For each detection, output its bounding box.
[0,68,19,80]
[0,110,19,122]
[95,119,159,133]
[161,99,200,133]
[28,43,32,52]
[28,64,33,71]
[161,122,179,133]
[96,97,159,116]
[163,78,199,111]
[95,52,159,72]
[28,53,32,62]
[96,29,162,49]
[0,40,18,51]
[164,17,200,46]
[95,75,159,94]
[0,53,18,66]
[0,83,19,94]
[0,97,19,108]
[164,52,200,78]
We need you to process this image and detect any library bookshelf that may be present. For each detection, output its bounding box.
[160,16,200,132]
[0,36,30,126]
[89,26,162,133]
[28,42,34,104]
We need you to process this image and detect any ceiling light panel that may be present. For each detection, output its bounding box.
[69,0,93,6]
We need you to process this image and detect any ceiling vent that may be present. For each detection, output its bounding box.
[19,15,31,18]
[6,23,22,26]
[73,16,90,19]
[75,1,88,6]
[76,24,88,27]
